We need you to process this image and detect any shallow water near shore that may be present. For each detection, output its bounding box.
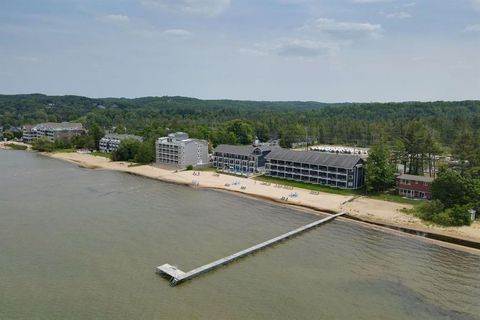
[1,150,479,320]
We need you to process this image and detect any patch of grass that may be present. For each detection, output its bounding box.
[368,192,422,206]
[254,175,423,206]
[198,166,217,172]
[51,148,76,153]
[253,175,363,196]
[5,143,28,150]
[90,151,112,159]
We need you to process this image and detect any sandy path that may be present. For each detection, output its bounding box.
[45,152,480,244]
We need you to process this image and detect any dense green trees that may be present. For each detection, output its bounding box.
[111,139,142,162]
[1,94,479,150]
[134,139,156,164]
[365,141,397,192]
[415,167,479,226]
[31,137,55,152]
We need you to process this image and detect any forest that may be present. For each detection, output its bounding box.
[1,94,479,148]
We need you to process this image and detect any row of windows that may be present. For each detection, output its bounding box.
[268,172,351,188]
[398,179,430,186]
[266,161,349,173]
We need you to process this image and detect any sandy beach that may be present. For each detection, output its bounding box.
[40,151,480,245]
[0,141,31,150]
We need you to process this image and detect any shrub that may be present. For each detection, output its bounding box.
[31,137,55,152]
[186,165,194,171]
[415,201,472,226]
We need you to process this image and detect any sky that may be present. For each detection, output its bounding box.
[0,0,480,102]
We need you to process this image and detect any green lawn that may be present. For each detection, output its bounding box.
[52,148,76,153]
[368,192,422,206]
[253,175,363,196]
[254,175,422,206]
[5,143,28,150]
[198,166,217,172]
[90,151,112,159]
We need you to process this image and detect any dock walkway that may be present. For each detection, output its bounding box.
[156,212,346,286]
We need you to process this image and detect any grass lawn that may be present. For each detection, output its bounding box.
[198,166,217,172]
[368,192,422,206]
[254,175,422,206]
[5,143,28,150]
[90,151,112,159]
[253,175,363,196]
[52,148,76,153]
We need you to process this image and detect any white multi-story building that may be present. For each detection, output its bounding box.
[155,132,208,168]
[99,134,143,153]
[22,122,85,143]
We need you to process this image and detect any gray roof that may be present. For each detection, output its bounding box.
[266,148,363,168]
[35,122,84,131]
[103,133,143,141]
[397,174,434,183]
[214,144,271,156]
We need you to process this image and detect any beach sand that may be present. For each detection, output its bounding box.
[45,152,480,244]
[0,141,31,150]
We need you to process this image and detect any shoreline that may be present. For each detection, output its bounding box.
[31,151,480,251]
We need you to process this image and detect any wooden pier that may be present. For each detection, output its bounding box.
[156,212,346,286]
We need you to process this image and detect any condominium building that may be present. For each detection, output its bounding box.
[155,132,208,168]
[265,148,364,189]
[22,122,85,143]
[396,174,434,200]
[99,134,143,153]
[213,144,272,176]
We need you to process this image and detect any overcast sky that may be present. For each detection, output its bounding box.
[1,0,480,102]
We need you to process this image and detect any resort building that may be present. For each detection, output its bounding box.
[396,174,434,200]
[155,132,208,168]
[265,148,364,189]
[99,134,143,153]
[22,122,85,143]
[213,144,272,176]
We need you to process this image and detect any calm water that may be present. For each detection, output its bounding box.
[0,151,479,320]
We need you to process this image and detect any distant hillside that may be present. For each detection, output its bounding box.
[1,94,479,147]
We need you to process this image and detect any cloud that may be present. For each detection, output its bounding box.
[352,0,393,3]
[464,24,480,32]
[240,39,337,59]
[384,11,412,19]
[275,39,335,58]
[241,17,382,59]
[97,14,130,24]
[140,0,230,16]
[472,0,480,10]
[162,29,192,39]
[14,56,41,63]
[301,18,383,40]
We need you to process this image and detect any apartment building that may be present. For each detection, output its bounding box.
[22,122,85,143]
[213,144,272,176]
[265,148,364,189]
[99,134,143,153]
[155,132,208,168]
[396,174,434,200]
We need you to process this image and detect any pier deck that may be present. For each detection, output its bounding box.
[156,212,346,286]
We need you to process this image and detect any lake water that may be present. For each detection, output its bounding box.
[1,150,479,320]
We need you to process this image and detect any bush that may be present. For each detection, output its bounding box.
[112,138,141,162]
[134,140,155,164]
[442,205,472,226]
[415,201,471,226]
[31,137,55,152]
[186,165,194,171]
[416,200,444,221]
[5,143,28,150]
